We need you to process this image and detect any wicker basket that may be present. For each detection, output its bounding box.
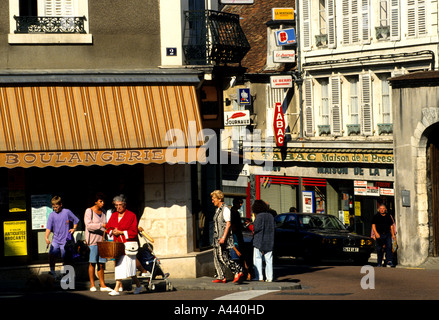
[97,241,125,259]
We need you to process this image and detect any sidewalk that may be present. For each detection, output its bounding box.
[0,273,301,294]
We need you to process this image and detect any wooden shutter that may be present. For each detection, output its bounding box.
[351,0,359,43]
[302,0,312,51]
[390,0,400,40]
[360,73,373,136]
[44,0,75,16]
[342,0,351,44]
[304,79,314,137]
[361,0,370,44]
[327,0,337,48]
[330,76,342,136]
[418,0,427,35]
[408,0,427,37]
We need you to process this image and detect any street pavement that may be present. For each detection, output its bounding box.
[2,255,439,301]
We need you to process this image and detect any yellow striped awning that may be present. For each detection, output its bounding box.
[0,84,204,168]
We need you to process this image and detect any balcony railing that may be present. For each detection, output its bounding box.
[183,10,250,65]
[14,16,87,34]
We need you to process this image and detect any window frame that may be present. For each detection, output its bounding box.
[8,0,92,44]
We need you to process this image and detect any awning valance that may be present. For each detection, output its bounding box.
[0,84,204,168]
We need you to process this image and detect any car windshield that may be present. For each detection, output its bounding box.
[299,214,346,230]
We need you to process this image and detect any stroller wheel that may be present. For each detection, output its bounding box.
[149,283,155,291]
[167,283,174,291]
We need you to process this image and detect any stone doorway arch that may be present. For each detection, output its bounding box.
[426,123,439,256]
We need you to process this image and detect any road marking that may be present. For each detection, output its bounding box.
[214,290,279,300]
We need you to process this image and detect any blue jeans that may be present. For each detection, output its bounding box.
[376,233,393,266]
[253,248,273,281]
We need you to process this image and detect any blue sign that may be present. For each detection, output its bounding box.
[166,47,177,56]
[238,88,251,105]
[275,28,296,46]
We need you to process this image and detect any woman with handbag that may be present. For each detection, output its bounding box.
[211,190,244,284]
[105,194,142,296]
[84,192,112,292]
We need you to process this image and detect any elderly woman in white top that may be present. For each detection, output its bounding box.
[211,190,244,284]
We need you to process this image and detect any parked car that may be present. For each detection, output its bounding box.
[274,213,374,264]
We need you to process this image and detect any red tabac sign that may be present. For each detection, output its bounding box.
[273,102,285,146]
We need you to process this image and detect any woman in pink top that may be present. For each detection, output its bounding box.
[84,192,112,292]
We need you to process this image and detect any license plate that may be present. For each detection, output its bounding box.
[343,247,359,252]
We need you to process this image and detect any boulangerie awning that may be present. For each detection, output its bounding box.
[0,84,204,168]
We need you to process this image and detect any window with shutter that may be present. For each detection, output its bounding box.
[361,0,370,43]
[342,0,370,44]
[327,0,337,48]
[44,0,75,16]
[9,0,91,44]
[360,73,373,136]
[408,0,427,37]
[304,79,314,137]
[330,76,342,136]
[390,0,400,40]
[302,0,312,51]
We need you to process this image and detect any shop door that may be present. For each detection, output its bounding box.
[260,183,297,214]
[429,137,439,256]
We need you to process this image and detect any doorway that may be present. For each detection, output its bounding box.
[428,129,439,256]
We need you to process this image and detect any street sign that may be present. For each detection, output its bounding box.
[166,48,177,56]
[238,88,251,105]
[224,110,251,126]
[270,75,293,88]
[275,28,296,46]
[272,8,295,21]
[273,50,295,63]
[273,102,285,146]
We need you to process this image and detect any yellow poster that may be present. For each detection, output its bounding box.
[4,221,27,256]
[355,201,362,216]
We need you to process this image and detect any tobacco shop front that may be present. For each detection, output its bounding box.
[0,73,209,278]
[249,145,395,237]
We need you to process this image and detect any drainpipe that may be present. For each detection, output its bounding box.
[293,0,304,139]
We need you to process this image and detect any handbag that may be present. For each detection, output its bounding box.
[124,241,139,256]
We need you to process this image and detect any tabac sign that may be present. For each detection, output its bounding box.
[273,102,285,146]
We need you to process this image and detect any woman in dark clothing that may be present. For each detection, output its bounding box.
[252,200,275,282]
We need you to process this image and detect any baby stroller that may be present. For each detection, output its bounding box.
[137,231,173,291]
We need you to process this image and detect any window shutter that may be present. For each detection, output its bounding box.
[408,0,416,36]
[330,76,342,136]
[361,0,370,44]
[408,0,427,37]
[327,0,337,48]
[44,0,75,16]
[418,0,426,35]
[304,79,314,137]
[360,73,373,136]
[342,0,350,44]
[390,0,400,40]
[351,0,359,43]
[302,0,312,51]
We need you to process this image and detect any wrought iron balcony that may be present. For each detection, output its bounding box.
[14,16,87,34]
[183,10,250,65]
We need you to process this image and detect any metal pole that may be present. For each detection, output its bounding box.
[295,0,304,139]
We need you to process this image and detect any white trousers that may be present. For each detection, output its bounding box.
[253,248,273,281]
